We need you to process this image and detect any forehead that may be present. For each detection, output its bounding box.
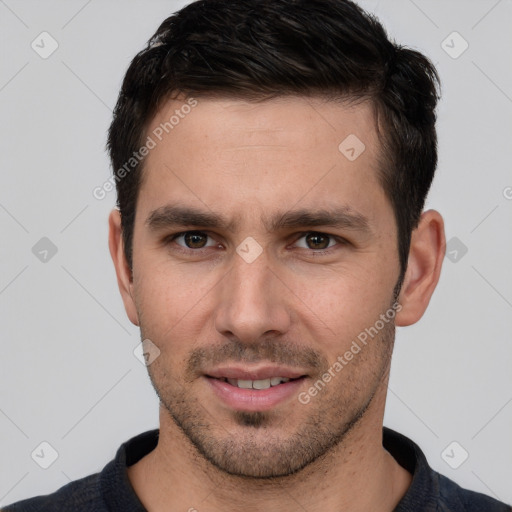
[138,96,387,229]
[147,95,378,157]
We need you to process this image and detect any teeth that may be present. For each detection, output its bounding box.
[236,379,253,389]
[226,377,291,389]
[253,378,271,390]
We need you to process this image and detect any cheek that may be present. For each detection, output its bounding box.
[132,262,218,350]
[290,266,395,348]
[135,254,211,307]
[132,265,182,338]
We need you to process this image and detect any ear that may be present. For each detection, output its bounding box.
[395,209,445,327]
[108,209,139,326]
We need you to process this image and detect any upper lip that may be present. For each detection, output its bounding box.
[205,365,307,381]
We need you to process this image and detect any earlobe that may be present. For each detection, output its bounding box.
[108,209,140,326]
[395,209,446,327]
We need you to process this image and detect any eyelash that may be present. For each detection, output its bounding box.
[164,230,348,256]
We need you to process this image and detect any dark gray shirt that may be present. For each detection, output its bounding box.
[4,428,511,511]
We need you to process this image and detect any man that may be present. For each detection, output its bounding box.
[4,0,510,510]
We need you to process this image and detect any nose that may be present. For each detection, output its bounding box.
[213,250,292,343]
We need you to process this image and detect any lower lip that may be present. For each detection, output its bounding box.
[205,376,307,412]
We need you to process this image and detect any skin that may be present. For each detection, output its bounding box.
[109,96,445,511]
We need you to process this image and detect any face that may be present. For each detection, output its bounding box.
[126,96,402,478]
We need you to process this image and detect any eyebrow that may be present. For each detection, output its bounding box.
[146,205,372,235]
[146,205,237,232]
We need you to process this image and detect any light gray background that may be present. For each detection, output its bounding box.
[1,0,511,507]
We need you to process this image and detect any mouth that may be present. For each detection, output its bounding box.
[204,370,308,412]
[208,375,304,390]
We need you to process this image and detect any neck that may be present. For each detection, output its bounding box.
[127,386,412,512]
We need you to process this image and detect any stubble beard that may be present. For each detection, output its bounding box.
[143,317,395,480]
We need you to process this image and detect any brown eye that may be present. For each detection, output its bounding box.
[183,231,208,248]
[170,231,216,250]
[304,232,331,250]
